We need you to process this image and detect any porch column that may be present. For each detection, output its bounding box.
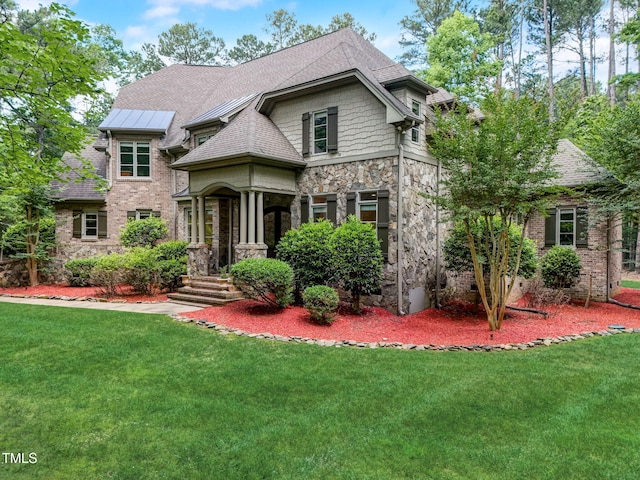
[257,191,264,244]
[248,190,256,244]
[190,196,198,245]
[197,195,206,245]
[240,191,247,244]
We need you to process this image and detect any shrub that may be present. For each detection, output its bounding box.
[154,240,189,261]
[541,245,582,290]
[64,257,99,287]
[444,218,538,279]
[90,253,128,297]
[276,219,336,300]
[120,217,168,248]
[524,277,570,308]
[303,285,339,324]
[123,248,157,296]
[156,259,187,292]
[1,216,56,260]
[329,215,383,313]
[230,258,293,308]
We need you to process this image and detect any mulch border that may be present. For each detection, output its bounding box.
[172,314,640,352]
[0,293,166,304]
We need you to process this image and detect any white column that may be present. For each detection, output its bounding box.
[190,196,197,245]
[240,191,247,244]
[248,191,256,244]
[256,191,264,244]
[198,196,206,245]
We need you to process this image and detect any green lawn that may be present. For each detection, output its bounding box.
[2,304,640,479]
[621,279,640,289]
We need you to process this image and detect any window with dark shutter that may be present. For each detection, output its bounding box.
[302,113,310,157]
[72,211,82,238]
[326,194,337,224]
[98,211,108,238]
[346,192,356,217]
[544,209,556,247]
[300,196,309,224]
[327,106,338,153]
[377,190,389,261]
[576,207,588,248]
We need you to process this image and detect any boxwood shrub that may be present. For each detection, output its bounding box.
[303,285,339,324]
[230,258,293,308]
[541,245,582,290]
[64,257,99,287]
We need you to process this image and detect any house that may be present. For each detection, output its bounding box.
[526,139,622,301]
[53,28,450,314]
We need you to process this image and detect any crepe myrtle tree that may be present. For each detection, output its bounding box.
[429,91,561,330]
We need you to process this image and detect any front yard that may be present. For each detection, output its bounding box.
[2,303,640,479]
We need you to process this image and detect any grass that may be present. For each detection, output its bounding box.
[2,304,640,479]
[621,279,640,289]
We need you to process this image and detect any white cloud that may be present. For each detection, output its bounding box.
[146,0,263,15]
[144,5,180,20]
[16,0,78,10]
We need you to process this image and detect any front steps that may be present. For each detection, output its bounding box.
[167,275,244,307]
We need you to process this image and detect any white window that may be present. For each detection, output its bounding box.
[313,110,328,154]
[558,208,576,246]
[185,208,214,246]
[411,101,420,143]
[119,141,150,178]
[82,212,98,239]
[196,133,214,146]
[357,192,378,224]
[310,195,328,220]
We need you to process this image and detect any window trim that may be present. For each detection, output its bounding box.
[312,110,328,154]
[357,191,378,225]
[557,207,576,247]
[309,194,328,221]
[118,140,151,179]
[82,211,98,240]
[185,208,214,246]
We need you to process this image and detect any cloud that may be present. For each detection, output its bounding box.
[144,5,180,20]
[16,0,78,10]
[146,0,263,15]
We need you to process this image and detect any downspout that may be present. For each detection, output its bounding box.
[163,148,178,240]
[397,128,406,315]
[606,214,611,301]
[106,130,113,189]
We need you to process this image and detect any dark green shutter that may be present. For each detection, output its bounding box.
[98,211,108,238]
[545,209,557,247]
[300,196,309,224]
[326,194,337,225]
[377,190,389,261]
[72,211,82,238]
[327,106,338,153]
[346,192,356,217]
[127,211,136,221]
[302,113,310,157]
[576,207,588,248]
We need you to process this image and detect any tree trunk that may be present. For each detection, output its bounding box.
[577,26,587,99]
[635,221,640,272]
[544,0,555,121]
[608,0,616,105]
[25,204,40,287]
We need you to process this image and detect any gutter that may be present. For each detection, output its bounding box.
[106,130,113,189]
[163,148,178,240]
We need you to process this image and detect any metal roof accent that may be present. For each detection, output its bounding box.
[98,109,175,133]
[183,93,260,129]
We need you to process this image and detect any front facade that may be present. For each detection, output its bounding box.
[54,29,448,314]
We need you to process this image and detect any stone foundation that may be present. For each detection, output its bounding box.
[234,243,268,261]
[188,245,211,276]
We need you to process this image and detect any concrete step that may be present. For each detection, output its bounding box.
[167,292,241,306]
[176,286,244,300]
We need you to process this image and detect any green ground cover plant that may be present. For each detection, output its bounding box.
[2,303,640,479]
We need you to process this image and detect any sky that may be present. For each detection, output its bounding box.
[16,0,413,61]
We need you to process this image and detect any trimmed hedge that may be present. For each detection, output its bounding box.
[303,285,339,324]
[541,245,582,290]
[230,258,293,309]
[64,257,99,287]
[120,217,168,248]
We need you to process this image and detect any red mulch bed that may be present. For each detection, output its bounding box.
[0,284,167,303]
[183,288,640,346]
[3,285,640,346]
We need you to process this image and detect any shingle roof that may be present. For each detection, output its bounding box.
[52,141,106,202]
[553,139,608,187]
[183,92,259,129]
[109,28,440,156]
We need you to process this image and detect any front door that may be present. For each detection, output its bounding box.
[264,206,291,258]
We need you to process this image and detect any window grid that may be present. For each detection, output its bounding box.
[358,192,378,224]
[411,101,420,143]
[119,141,150,178]
[310,194,328,220]
[313,111,327,154]
[558,208,576,246]
[83,212,98,239]
[186,209,214,246]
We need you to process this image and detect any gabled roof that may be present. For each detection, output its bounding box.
[99,109,175,133]
[173,102,304,169]
[554,139,608,187]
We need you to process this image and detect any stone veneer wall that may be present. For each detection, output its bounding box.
[293,155,439,314]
